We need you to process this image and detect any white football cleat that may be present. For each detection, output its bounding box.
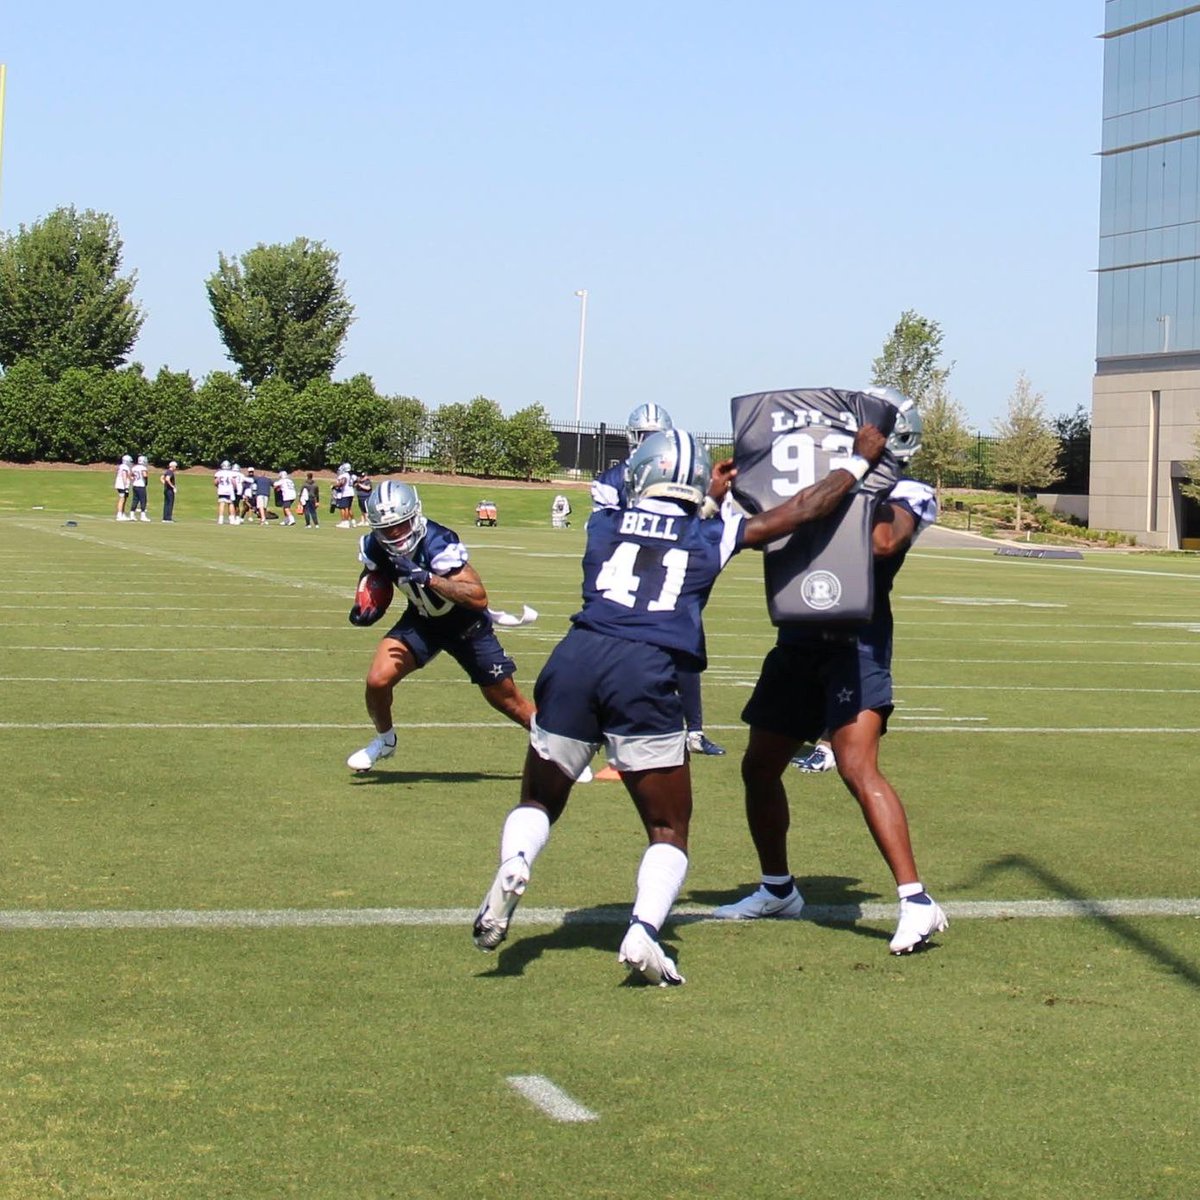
[346,733,397,773]
[575,764,594,784]
[618,922,684,986]
[710,884,805,920]
[473,854,531,950]
[889,894,949,954]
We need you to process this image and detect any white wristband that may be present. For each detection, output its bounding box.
[832,454,870,481]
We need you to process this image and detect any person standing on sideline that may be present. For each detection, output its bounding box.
[472,422,887,986]
[229,464,246,523]
[713,394,948,955]
[301,472,321,528]
[354,471,373,527]
[129,455,151,521]
[215,460,235,524]
[252,469,271,525]
[275,471,298,525]
[344,480,536,772]
[161,461,178,522]
[334,463,355,527]
[114,455,133,520]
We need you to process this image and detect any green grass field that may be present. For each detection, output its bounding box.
[2,468,1199,1199]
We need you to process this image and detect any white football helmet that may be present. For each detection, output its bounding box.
[627,403,673,452]
[220,459,231,470]
[626,429,710,507]
[339,462,352,475]
[861,386,923,462]
[136,455,148,466]
[366,480,426,556]
[121,454,133,465]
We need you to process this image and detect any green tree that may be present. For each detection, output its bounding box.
[392,395,428,471]
[145,369,199,465]
[43,365,152,463]
[428,402,470,474]
[329,374,400,473]
[176,372,252,466]
[871,309,951,404]
[0,358,53,461]
[206,237,354,389]
[991,372,1061,533]
[460,395,507,476]
[503,403,559,481]
[0,206,144,378]
[909,375,973,504]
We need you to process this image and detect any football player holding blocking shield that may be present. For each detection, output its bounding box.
[473,420,886,986]
[345,481,535,772]
[714,387,948,954]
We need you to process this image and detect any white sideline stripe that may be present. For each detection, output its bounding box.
[3,646,329,653]
[506,1076,598,1124]
[5,721,1200,734]
[3,898,1200,930]
[0,721,526,730]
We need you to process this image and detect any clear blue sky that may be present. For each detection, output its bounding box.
[2,2,1103,433]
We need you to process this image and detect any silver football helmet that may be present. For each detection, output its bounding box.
[627,403,673,452]
[121,454,133,465]
[221,459,231,470]
[366,480,426,556]
[137,455,148,466]
[861,386,923,462]
[626,429,711,508]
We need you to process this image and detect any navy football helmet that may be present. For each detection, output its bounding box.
[627,403,674,452]
[366,480,426,556]
[626,429,711,508]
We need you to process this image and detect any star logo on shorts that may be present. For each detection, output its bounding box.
[837,687,854,704]
[489,664,506,677]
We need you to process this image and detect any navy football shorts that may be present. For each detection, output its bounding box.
[531,626,687,773]
[741,641,894,743]
[385,611,516,687]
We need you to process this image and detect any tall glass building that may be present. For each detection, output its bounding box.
[1093,1,1200,546]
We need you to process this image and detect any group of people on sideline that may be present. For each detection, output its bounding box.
[112,458,375,528]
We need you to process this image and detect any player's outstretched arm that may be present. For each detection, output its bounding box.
[741,424,886,548]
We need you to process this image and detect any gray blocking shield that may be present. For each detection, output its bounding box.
[730,388,901,625]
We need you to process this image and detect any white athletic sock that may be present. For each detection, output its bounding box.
[631,843,689,933]
[898,881,925,900]
[499,805,551,867]
[380,728,397,746]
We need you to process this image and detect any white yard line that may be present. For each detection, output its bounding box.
[506,1076,599,1123]
[2,898,1199,930]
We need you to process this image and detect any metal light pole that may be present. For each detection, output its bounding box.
[573,289,588,473]
[1157,313,1171,353]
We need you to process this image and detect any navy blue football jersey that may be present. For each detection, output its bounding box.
[359,520,488,636]
[571,502,746,669]
[590,460,627,510]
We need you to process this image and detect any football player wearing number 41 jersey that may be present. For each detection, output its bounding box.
[344,481,536,773]
[473,420,887,987]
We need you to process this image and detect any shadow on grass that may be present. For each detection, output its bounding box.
[476,904,686,984]
[971,854,1200,990]
[349,770,522,785]
[687,874,895,946]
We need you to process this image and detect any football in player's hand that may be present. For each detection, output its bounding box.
[349,572,394,626]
